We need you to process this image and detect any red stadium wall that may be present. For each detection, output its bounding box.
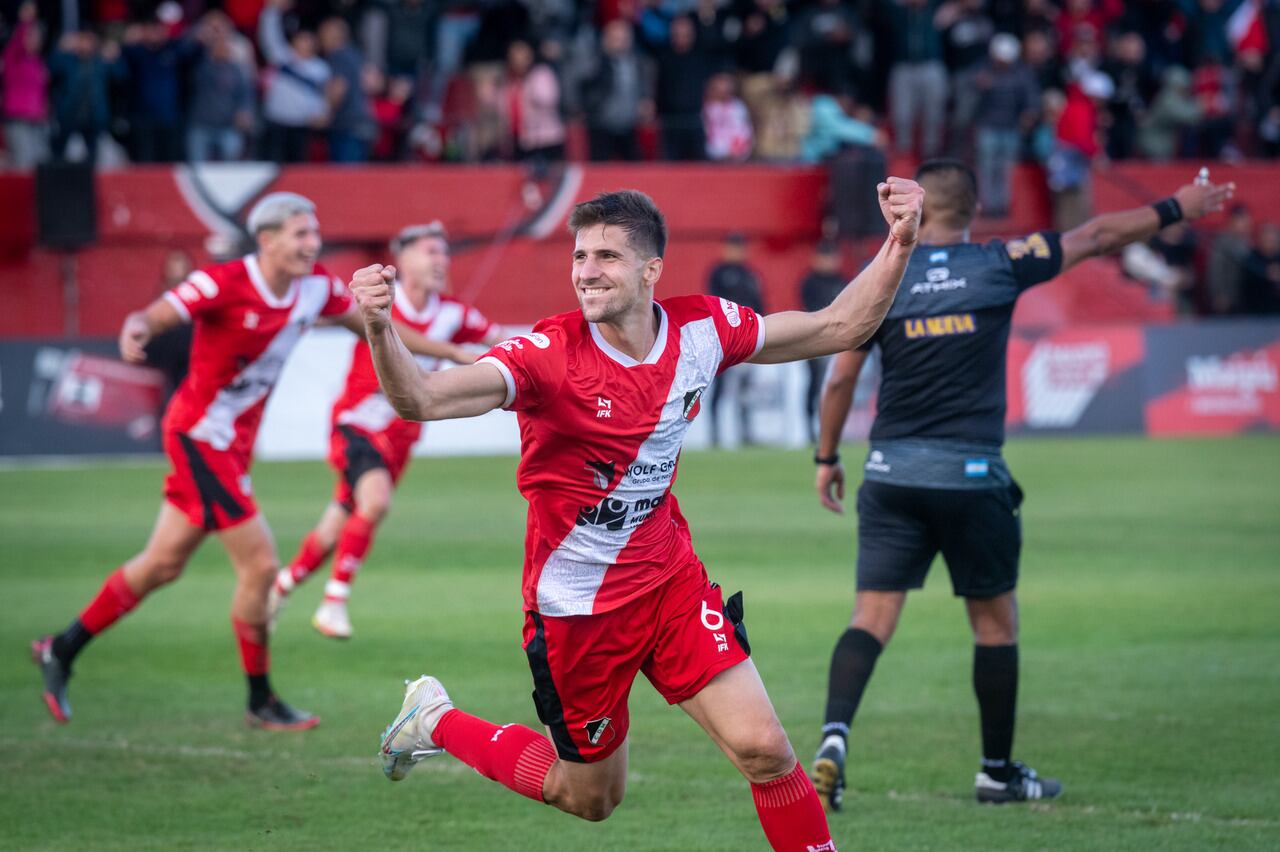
[2,161,1277,338]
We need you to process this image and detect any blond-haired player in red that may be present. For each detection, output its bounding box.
[271,222,504,638]
[32,193,470,730]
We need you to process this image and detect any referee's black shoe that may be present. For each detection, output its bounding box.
[975,761,1062,804]
[811,738,847,812]
[31,636,72,723]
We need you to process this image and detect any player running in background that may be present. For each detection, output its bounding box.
[31,193,470,730]
[808,161,1233,809]
[271,222,503,639]
[357,182,923,851]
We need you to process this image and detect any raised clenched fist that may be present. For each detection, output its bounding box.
[349,264,396,333]
[877,177,925,246]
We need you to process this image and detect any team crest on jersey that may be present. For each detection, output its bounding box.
[719,298,742,327]
[682,387,705,421]
[584,460,616,489]
[584,716,614,746]
[243,310,260,329]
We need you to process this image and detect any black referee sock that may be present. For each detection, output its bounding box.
[973,643,1018,782]
[822,628,884,741]
[50,619,94,668]
[247,675,272,711]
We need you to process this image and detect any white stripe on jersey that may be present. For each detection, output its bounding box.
[188,280,329,450]
[336,392,400,434]
[535,316,724,616]
[415,300,465,371]
[395,288,466,371]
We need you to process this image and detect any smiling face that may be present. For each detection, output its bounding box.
[571,224,662,324]
[258,212,322,279]
[396,234,450,297]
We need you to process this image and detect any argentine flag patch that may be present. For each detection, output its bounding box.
[964,459,990,478]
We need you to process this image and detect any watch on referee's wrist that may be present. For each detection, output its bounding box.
[814,452,840,466]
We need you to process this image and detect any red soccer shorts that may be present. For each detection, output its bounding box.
[522,557,751,763]
[328,424,413,511]
[163,431,257,531]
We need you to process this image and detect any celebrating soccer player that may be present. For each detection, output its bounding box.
[32,193,471,730]
[271,222,504,638]
[355,180,924,850]
[808,161,1234,809]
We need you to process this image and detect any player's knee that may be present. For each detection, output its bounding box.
[731,727,796,784]
[146,556,187,587]
[567,788,622,822]
[241,554,279,587]
[357,498,390,524]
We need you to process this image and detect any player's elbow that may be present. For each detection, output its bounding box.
[388,389,431,422]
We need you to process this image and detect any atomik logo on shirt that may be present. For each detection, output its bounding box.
[909,265,968,294]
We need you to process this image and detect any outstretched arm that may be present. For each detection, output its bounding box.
[752,177,923,364]
[814,348,869,515]
[119,298,184,363]
[349,265,508,421]
[1060,174,1234,273]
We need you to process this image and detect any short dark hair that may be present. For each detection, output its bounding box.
[567,190,667,258]
[914,159,978,228]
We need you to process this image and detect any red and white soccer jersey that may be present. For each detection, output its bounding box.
[160,255,351,528]
[327,288,494,505]
[478,294,764,617]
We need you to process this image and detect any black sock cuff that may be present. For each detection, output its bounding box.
[841,627,884,658]
[974,643,1018,666]
[247,674,272,710]
[51,619,93,667]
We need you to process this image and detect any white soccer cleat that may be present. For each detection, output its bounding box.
[379,675,453,781]
[311,599,353,639]
[266,571,292,634]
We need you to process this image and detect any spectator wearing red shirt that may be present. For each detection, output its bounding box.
[2,3,48,170]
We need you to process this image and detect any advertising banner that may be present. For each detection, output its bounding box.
[1144,321,1280,435]
[0,340,165,456]
[1007,325,1147,435]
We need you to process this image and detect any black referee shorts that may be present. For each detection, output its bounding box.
[855,479,1024,598]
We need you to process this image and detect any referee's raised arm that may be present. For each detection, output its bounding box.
[1059,174,1235,272]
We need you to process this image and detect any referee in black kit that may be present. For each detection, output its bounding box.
[807,160,1233,810]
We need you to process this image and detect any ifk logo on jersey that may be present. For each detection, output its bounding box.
[596,397,612,418]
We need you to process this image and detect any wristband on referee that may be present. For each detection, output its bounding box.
[1152,197,1183,229]
[814,452,841,466]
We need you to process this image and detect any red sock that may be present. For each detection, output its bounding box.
[286,531,331,585]
[432,709,557,802]
[79,568,142,634]
[231,617,270,676]
[750,762,836,852]
[325,513,375,600]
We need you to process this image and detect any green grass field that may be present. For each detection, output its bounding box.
[2,437,1278,851]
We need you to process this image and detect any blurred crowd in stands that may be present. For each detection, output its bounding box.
[2,0,1279,170]
[1,0,1278,314]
